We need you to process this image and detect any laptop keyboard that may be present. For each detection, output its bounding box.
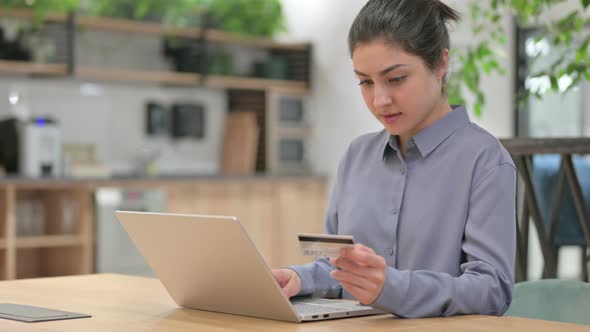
[291,298,366,315]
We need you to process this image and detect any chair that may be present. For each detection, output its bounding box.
[532,155,590,280]
[504,279,590,325]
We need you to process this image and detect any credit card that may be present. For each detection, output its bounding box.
[298,233,354,258]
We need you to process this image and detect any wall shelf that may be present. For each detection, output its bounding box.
[76,15,309,51]
[0,8,308,51]
[76,16,200,39]
[76,67,202,86]
[0,8,66,23]
[16,235,84,249]
[0,60,68,76]
[0,8,311,91]
[206,75,308,93]
[205,29,310,51]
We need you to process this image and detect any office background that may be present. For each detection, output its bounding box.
[0,0,588,283]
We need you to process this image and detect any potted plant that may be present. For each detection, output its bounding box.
[204,0,286,38]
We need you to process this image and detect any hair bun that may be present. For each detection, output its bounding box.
[435,0,461,23]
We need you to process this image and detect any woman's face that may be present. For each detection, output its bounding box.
[352,40,448,138]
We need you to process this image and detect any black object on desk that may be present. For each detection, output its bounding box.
[0,303,91,323]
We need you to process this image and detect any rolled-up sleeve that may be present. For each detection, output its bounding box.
[371,162,516,317]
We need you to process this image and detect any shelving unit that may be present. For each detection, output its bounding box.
[0,8,311,91]
[0,184,93,280]
[0,6,312,174]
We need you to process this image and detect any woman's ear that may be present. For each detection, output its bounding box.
[436,48,450,80]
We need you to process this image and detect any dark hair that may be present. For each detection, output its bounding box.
[348,0,460,92]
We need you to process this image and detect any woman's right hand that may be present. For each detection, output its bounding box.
[271,268,302,298]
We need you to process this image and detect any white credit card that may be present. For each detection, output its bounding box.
[298,233,354,258]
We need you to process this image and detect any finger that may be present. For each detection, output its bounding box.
[332,258,386,287]
[341,243,375,256]
[332,256,364,275]
[271,270,287,287]
[282,277,300,298]
[340,247,384,268]
[339,280,377,305]
[357,244,376,255]
[331,269,379,293]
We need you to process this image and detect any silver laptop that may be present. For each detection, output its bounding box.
[115,211,384,322]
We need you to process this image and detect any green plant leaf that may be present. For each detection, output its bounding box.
[549,75,559,90]
[582,0,590,9]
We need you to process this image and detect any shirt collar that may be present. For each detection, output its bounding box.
[381,105,470,159]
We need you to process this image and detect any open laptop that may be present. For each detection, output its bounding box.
[115,211,385,322]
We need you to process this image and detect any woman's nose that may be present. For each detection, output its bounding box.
[373,86,392,108]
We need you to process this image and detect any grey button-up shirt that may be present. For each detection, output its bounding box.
[291,105,516,318]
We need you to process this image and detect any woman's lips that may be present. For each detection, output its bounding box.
[382,113,402,124]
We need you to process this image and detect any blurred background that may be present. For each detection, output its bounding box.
[0,0,588,287]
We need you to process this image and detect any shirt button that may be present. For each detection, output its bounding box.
[392,208,399,214]
[400,167,406,175]
[409,139,415,147]
[385,248,394,256]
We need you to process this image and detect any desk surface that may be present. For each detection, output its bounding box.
[0,274,586,332]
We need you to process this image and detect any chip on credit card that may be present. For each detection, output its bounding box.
[298,233,355,258]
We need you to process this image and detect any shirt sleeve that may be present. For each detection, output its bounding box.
[287,153,346,298]
[370,162,516,317]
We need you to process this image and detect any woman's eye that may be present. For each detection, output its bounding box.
[358,80,373,86]
[389,76,406,84]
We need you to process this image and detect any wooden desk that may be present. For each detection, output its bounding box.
[0,274,586,331]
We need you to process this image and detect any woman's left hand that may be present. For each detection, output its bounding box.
[329,244,387,305]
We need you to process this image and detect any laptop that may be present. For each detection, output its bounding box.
[115,211,385,322]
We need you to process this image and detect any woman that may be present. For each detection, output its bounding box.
[273,0,516,318]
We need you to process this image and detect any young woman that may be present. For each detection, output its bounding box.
[273,0,516,318]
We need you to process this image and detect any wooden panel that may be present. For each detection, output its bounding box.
[500,138,590,156]
[221,112,259,175]
[17,247,85,279]
[4,185,16,280]
[16,248,42,279]
[0,249,4,279]
[0,60,68,76]
[16,235,84,248]
[44,246,87,276]
[274,180,326,266]
[76,67,201,86]
[228,90,267,172]
[76,188,94,274]
[0,187,6,239]
[167,179,327,267]
[167,182,276,265]
[0,8,66,22]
